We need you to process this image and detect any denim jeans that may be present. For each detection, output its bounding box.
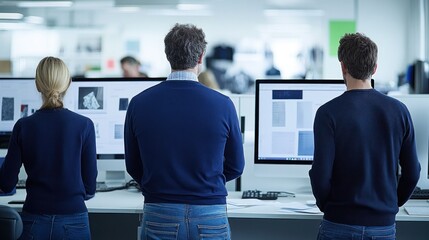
[19,211,91,240]
[141,203,230,240]
[317,219,396,240]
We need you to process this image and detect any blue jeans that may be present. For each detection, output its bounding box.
[19,211,91,240]
[317,219,396,240]
[141,203,230,240]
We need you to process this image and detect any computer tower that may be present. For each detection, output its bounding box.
[413,60,429,94]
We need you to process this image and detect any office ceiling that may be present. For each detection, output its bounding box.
[0,0,321,13]
[0,0,322,28]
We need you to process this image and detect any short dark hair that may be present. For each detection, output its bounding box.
[164,23,207,70]
[338,33,377,80]
[120,56,140,66]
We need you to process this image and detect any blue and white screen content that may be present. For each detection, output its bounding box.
[257,82,346,162]
[0,78,161,155]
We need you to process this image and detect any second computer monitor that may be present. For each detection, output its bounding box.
[255,79,347,166]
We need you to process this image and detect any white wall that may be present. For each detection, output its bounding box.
[323,0,414,87]
[0,0,423,85]
[357,0,410,86]
[94,0,412,84]
[97,0,421,86]
[0,32,11,59]
[320,0,355,81]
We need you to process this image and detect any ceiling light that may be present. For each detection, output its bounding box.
[25,16,45,24]
[0,22,29,30]
[142,9,212,16]
[17,1,73,8]
[177,4,208,11]
[0,13,23,20]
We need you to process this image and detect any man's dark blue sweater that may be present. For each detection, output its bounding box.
[0,108,97,214]
[124,74,245,205]
[309,89,420,226]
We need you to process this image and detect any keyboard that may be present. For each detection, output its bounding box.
[410,188,429,199]
[242,190,278,200]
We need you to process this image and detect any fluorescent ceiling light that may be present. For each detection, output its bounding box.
[0,22,29,30]
[25,16,45,24]
[115,0,178,7]
[17,1,73,8]
[0,13,23,20]
[177,4,208,11]
[143,9,212,16]
[73,1,114,9]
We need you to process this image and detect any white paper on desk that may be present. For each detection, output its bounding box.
[404,206,429,216]
[227,204,246,210]
[293,208,322,214]
[227,198,279,207]
[278,202,322,214]
[278,202,313,210]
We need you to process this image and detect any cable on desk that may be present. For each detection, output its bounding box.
[95,180,141,193]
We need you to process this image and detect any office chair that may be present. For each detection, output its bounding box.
[0,205,23,240]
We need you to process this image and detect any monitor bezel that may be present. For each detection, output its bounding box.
[254,79,347,165]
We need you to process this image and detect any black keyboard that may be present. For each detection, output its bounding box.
[242,190,278,200]
[410,188,429,199]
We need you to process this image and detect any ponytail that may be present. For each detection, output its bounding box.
[35,57,70,109]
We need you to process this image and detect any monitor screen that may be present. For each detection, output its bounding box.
[63,77,165,156]
[390,94,429,188]
[254,79,347,165]
[0,78,41,148]
[0,77,164,155]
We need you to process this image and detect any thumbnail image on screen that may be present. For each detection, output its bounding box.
[254,79,346,165]
[78,86,104,110]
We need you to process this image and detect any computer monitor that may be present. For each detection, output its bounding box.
[0,78,41,149]
[390,94,429,189]
[254,79,347,179]
[64,77,165,184]
[0,77,165,184]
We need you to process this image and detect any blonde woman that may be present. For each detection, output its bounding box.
[0,56,97,240]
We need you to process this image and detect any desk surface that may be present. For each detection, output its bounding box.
[1,189,429,221]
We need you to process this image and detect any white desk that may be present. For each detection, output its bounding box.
[1,189,429,240]
[0,189,143,213]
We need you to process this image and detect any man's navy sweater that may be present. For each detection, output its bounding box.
[124,80,245,205]
[0,108,97,214]
[309,89,420,226]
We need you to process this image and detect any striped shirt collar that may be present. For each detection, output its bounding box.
[167,71,198,82]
